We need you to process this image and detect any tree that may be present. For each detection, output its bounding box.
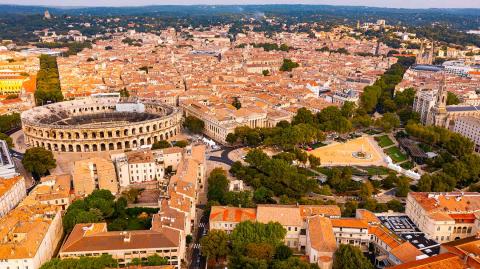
[395,176,410,197]
[40,254,118,269]
[35,54,63,105]
[333,244,374,269]
[200,230,230,261]
[207,168,229,203]
[253,187,274,204]
[246,242,275,260]
[119,88,129,97]
[375,113,400,132]
[271,257,320,269]
[308,155,321,168]
[274,245,293,260]
[146,254,168,265]
[175,140,189,148]
[152,140,171,149]
[359,181,374,201]
[342,201,358,217]
[292,107,315,125]
[183,116,205,134]
[279,59,299,72]
[0,133,13,148]
[22,147,56,178]
[447,92,460,105]
[232,97,242,109]
[186,234,193,244]
[387,200,404,212]
[230,221,286,255]
[341,101,356,118]
[262,70,270,76]
[226,133,238,145]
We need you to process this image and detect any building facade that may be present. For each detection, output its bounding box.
[0,176,26,217]
[453,116,480,153]
[406,192,480,243]
[72,157,119,196]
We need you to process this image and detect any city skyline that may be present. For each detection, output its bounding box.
[0,0,479,9]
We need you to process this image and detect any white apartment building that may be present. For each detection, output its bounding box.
[111,147,183,188]
[406,192,480,243]
[0,140,17,179]
[413,89,437,125]
[331,218,370,250]
[0,176,26,217]
[453,116,480,152]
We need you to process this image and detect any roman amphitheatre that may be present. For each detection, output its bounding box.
[21,93,182,153]
[308,136,387,166]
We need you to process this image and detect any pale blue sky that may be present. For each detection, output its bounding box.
[0,0,479,8]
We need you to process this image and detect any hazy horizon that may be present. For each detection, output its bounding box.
[0,1,479,9]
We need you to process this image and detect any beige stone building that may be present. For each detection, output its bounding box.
[406,192,480,243]
[453,116,480,152]
[72,157,118,196]
[59,222,184,268]
[181,100,291,143]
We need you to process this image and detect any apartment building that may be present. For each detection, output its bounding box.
[0,176,26,217]
[453,116,480,152]
[413,89,437,125]
[209,206,257,233]
[111,147,184,188]
[33,174,72,211]
[72,157,119,196]
[330,218,370,250]
[209,205,427,269]
[406,192,480,243]
[0,140,17,179]
[0,179,64,269]
[59,222,184,268]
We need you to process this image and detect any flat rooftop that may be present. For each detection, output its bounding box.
[378,215,440,256]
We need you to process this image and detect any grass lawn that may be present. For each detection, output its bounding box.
[364,166,392,175]
[375,135,394,148]
[400,161,415,170]
[385,147,408,163]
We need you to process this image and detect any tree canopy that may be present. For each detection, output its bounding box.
[183,115,205,134]
[35,54,63,106]
[22,147,56,178]
[333,244,374,269]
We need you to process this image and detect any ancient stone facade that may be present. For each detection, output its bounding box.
[21,96,182,153]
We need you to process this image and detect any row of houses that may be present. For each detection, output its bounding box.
[210,191,480,269]
[209,204,426,269]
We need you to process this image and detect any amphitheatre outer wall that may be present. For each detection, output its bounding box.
[21,96,182,153]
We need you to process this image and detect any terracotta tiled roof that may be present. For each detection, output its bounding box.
[390,242,424,263]
[331,218,369,229]
[209,206,256,223]
[307,216,337,253]
[389,253,467,269]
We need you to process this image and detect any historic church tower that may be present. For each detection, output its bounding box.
[429,75,448,127]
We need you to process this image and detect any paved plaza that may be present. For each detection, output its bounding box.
[308,136,387,166]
